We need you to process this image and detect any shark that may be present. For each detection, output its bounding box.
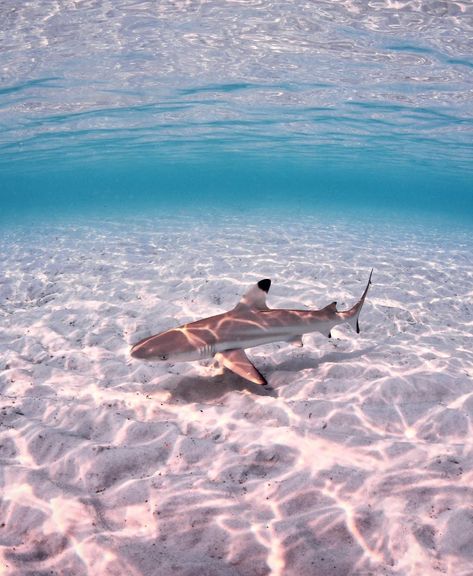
[131,271,372,389]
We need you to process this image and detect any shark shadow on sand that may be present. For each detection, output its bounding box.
[267,344,378,375]
[164,372,277,403]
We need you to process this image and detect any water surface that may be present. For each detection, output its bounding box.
[1,0,472,223]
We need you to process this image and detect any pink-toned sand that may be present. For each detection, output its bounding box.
[1,212,472,575]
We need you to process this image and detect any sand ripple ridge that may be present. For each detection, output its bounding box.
[1,213,472,575]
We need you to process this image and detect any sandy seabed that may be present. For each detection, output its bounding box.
[1,211,472,576]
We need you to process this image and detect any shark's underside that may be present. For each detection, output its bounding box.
[131,271,372,388]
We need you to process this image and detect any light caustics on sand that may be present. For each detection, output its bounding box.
[1,215,473,575]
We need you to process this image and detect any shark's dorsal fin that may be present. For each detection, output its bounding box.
[235,279,271,310]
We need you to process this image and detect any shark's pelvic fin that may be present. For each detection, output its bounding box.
[215,349,267,386]
[287,335,303,347]
[235,278,271,311]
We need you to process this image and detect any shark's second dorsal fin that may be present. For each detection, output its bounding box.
[323,301,338,313]
[235,279,271,310]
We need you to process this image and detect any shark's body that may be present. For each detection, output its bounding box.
[131,272,372,388]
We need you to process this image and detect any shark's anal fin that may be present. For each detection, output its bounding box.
[215,350,268,386]
[287,335,303,347]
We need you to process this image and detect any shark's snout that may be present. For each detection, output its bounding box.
[130,344,148,359]
[130,329,194,361]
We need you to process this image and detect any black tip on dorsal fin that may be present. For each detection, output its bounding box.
[356,320,360,334]
[258,279,271,293]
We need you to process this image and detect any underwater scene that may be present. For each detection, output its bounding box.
[1,1,473,575]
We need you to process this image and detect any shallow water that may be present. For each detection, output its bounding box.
[1,2,473,575]
[1,0,472,222]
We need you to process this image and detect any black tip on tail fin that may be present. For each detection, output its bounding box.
[356,270,372,333]
[345,269,372,335]
[357,269,373,306]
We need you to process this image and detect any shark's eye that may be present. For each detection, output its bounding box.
[160,354,168,361]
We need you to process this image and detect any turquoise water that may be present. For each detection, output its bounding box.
[1,1,472,224]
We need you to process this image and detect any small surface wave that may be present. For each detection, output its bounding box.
[1,0,472,171]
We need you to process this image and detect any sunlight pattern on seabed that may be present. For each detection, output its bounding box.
[1,0,473,574]
[1,215,473,574]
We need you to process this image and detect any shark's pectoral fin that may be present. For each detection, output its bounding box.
[287,335,303,347]
[215,350,268,386]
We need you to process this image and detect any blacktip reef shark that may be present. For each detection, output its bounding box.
[131,271,373,389]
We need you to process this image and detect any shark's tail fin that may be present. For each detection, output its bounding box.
[340,269,373,333]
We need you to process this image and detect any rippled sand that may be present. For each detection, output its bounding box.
[1,212,473,575]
